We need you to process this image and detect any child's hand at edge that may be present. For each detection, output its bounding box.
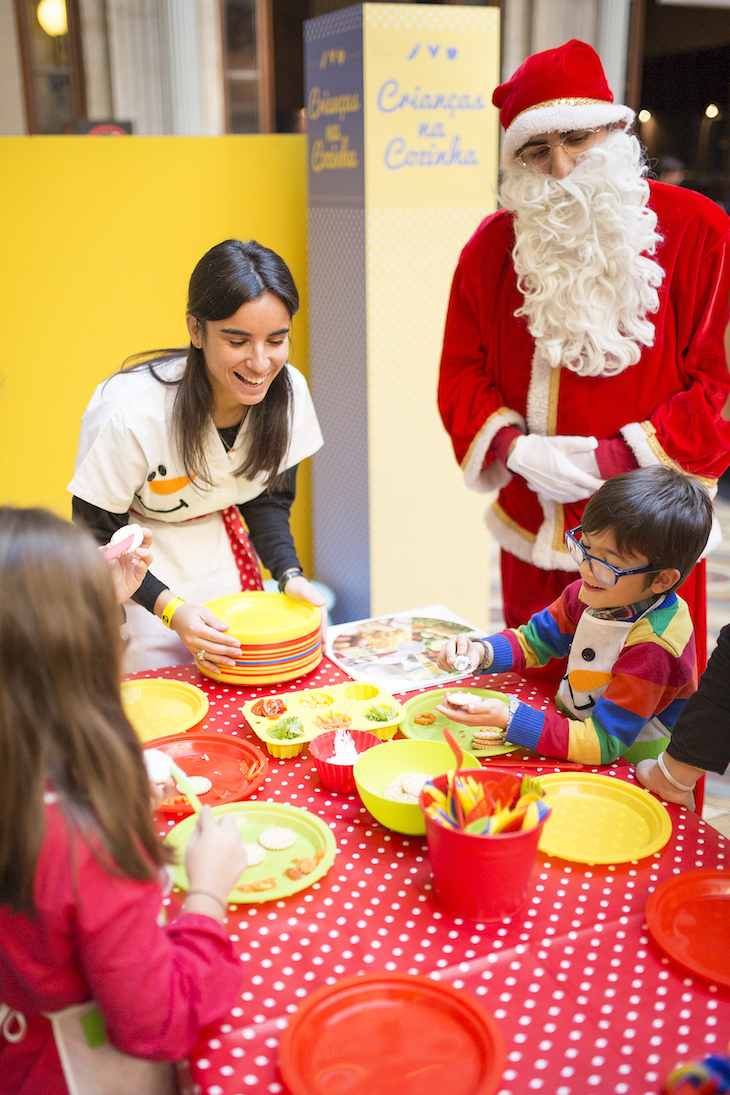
[436,636,485,673]
[106,528,153,604]
[183,807,249,921]
[434,693,509,729]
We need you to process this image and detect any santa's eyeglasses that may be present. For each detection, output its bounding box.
[565,526,661,587]
[516,128,607,168]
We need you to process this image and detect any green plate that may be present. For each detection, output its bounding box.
[164,801,337,904]
[401,688,517,757]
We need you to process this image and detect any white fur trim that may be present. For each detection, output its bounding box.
[525,353,552,436]
[502,101,635,166]
[485,497,579,573]
[483,350,578,570]
[620,420,662,469]
[463,407,526,493]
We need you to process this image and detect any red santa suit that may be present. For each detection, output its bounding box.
[438,179,730,668]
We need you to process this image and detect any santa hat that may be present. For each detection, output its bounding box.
[493,40,635,164]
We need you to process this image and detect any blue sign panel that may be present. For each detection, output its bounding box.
[304,5,365,207]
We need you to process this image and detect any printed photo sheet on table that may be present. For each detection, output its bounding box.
[326,603,484,693]
[139,660,730,1095]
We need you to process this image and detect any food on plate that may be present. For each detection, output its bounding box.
[327,728,359,765]
[299,691,334,708]
[239,878,277,893]
[267,716,304,740]
[314,711,353,731]
[251,697,287,719]
[284,849,325,880]
[178,775,212,795]
[382,772,430,804]
[259,826,298,851]
[242,843,267,867]
[414,712,437,725]
[471,728,508,749]
[445,691,481,708]
[363,704,398,723]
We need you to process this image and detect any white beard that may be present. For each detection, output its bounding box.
[499,129,664,378]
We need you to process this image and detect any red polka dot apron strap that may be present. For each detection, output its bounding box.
[220,506,264,591]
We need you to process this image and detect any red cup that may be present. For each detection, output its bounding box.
[420,770,546,920]
[310,729,382,793]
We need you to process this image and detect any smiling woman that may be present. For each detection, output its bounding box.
[68,240,325,673]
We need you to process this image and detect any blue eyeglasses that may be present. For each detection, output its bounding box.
[565,526,661,588]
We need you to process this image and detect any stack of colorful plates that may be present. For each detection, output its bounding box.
[199,592,322,685]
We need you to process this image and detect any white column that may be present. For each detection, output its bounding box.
[596,0,631,103]
[198,0,226,136]
[501,0,533,82]
[531,0,598,54]
[160,0,203,134]
[106,0,169,134]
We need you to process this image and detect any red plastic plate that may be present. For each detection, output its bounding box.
[645,869,730,986]
[278,972,506,1095]
[145,733,268,816]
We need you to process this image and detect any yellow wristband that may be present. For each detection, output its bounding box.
[160,596,186,628]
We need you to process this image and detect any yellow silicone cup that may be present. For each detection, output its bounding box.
[261,738,307,759]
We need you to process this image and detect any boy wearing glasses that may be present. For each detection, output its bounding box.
[437,467,712,766]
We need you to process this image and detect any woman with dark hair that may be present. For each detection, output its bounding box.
[0,508,247,1094]
[69,239,325,671]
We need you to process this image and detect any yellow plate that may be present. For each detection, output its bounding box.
[203,592,321,643]
[121,679,209,743]
[164,801,337,903]
[537,772,672,864]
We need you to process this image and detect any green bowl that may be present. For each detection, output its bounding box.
[353,738,481,835]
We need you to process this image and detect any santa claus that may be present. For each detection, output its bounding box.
[438,39,730,681]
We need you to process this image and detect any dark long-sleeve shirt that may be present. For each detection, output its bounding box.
[73,463,300,613]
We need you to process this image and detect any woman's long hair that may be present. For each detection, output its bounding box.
[0,508,170,915]
[125,239,300,490]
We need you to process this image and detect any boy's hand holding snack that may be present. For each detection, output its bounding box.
[435,691,510,730]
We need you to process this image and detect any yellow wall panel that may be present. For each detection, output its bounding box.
[0,135,313,571]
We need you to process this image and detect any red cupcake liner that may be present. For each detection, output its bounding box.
[309,729,382,794]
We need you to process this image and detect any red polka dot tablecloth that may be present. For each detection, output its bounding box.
[132,660,730,1095]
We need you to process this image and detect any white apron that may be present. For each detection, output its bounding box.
[69,359,323,672]
[556,600,671,746]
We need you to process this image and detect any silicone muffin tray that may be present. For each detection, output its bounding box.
[241,682,405,758]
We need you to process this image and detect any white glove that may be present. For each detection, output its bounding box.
[506,434,604,503]
[550,435,601,479]
[700,515,723,559]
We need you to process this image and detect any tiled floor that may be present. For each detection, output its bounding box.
[488,494,730,834]
[703,792,730,837]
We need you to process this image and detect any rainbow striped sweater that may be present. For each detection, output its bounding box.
[481,581,698,765]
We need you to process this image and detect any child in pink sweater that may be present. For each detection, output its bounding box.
[0,508,248,1094]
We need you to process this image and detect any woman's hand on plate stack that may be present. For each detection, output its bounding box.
[282,573,329,638]
[166,601,242,673]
